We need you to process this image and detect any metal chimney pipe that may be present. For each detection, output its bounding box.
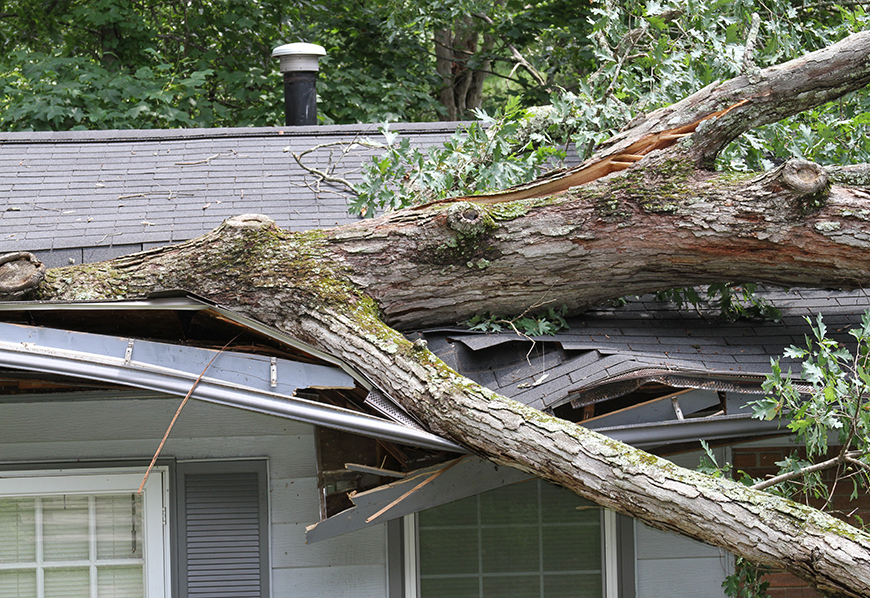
[272,43,327,126]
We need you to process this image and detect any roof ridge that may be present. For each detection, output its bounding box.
[0,121,472,145]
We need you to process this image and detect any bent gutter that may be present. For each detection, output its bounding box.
[0,322,463,453]
[590,413,788,447]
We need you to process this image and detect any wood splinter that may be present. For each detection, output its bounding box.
[418,99,750,208]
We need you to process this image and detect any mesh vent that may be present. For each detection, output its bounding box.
[364,388,426,431]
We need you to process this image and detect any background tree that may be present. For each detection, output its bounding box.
[0,0,592,127]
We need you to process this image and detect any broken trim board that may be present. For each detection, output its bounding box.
[306,456,531,543]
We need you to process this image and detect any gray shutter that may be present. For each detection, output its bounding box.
[177,462,268,598]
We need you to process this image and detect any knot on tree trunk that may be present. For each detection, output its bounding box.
[751,160,830,217]
[0,252,45,297]
[778,160,830,214]
[445,202,492,236]
[781,160,828,197]
[224,214,276,230]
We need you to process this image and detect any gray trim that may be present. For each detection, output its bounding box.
[617,514,636,598]
[591,413,788,448]
[174,460,270,598]
[387,518,405,598]
[306,457,531,543]
[0,320,462,452]
[0,295,428,431]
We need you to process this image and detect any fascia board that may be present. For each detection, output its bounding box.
[0,321,463,453]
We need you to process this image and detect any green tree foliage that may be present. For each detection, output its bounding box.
[701,313,870,597]
[0,0,594,130]
[348,0,869,216]
[0,0,284,129]
[753,312,870,505]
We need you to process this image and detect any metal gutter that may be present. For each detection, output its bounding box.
[0,321,463,453]
[0,295,369,388]
[589,413,788,447]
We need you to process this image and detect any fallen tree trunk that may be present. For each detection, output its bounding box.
[11,30,870,598]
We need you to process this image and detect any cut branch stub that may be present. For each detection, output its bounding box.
[759,159,830,215]
[0,252,45,296]
[445,202,491,235]
[781,161,828,196]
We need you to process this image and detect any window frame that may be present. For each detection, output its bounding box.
[401,480,622,598]
[0,466,170,598]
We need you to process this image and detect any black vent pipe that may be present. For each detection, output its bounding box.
[272,43,326,126]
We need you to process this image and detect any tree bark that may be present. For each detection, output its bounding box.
[434,16,491,120]
[12,31,870,598]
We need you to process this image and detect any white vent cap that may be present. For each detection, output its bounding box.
[272,43,327,72]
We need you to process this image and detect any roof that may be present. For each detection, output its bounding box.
[0,122,462,267]
[418,287,870,413]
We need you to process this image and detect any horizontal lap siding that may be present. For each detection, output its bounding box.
[635,449,731,598]
[0,397,388,598]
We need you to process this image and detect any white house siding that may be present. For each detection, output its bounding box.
[634,449,731,598]
[0,394,388,598]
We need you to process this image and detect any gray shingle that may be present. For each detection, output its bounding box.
[1,123,460,259]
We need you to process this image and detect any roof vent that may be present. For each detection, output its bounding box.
[272,43,327,126]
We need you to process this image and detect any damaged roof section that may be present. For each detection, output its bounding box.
[0,294,462,454]
[416,288,869,431]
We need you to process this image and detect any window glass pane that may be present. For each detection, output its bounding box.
[0,499,35,563]
[542,525,600,572]
[540,486,598,524]
[0,570,36,598]
[480,483,537,525]
[481,526,539,573]
[482,574,540,598]
[543,573,602,597]
[96,494,142,560]
[0,471,162,598]
[420,576,479,598]
[43,496,90,561]
[44,567,89,598]
[418,479,604,598]
[98,566,144,598]
[418,495,477,527]
[419,528,479,576]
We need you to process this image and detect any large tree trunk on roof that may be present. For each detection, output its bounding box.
[12,31,870,598]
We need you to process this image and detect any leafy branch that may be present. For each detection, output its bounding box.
[654,283,782,322]
[464,304,569,337]
[749,311,870,511]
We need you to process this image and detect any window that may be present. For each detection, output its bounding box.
[413,479,611,598]
[0,468,168,598]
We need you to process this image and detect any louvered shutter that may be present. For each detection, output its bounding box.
[177,463,268,598]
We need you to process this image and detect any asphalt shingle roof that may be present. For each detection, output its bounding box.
[6,124,870,416]
[0,123,462,267]
[419,288,870,410]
